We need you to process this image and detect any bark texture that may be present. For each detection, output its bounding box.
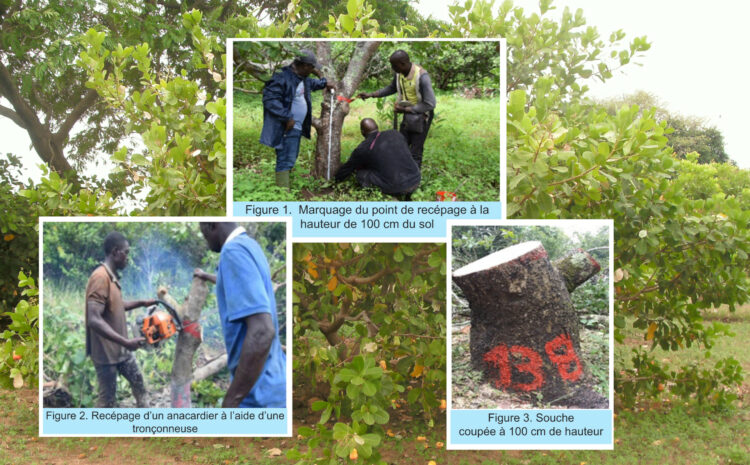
[169,277,209,407]
[453,241,605,407]
[311,41,381,180]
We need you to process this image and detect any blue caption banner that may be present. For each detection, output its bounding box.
[42,408,288,436]
[233,202,501,237]
[450,409,612,447]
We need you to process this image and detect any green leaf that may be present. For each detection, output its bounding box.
[339,14,354,33]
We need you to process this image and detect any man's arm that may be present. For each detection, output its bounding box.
[411,72,436,114]
[222,313,275,408]
[123,299,157,311]
[359,74,397,99]
[87,301,144,351]
[309,69,333,91]
[193,268,217,284]
[334,144,368,182]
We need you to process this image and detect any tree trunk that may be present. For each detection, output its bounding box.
[453,241,606,407]
[169,277,210,407]
[311,41,380,180]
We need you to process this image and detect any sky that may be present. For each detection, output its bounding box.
[416,0,750,168]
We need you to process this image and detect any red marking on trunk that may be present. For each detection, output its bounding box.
[337,95,354,103]
[483,343,544,392]
[182,319,202,342]
[586,252,601,272]
[545,333,583,382]
[518,246,548,265]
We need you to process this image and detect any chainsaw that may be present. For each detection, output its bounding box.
[135,299,183,348]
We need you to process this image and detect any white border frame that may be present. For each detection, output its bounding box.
[227,38,506,206]
[38,216,293,437]
[446,219,615,450]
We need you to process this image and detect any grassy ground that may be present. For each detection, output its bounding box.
[5,304,747,464]
[232,91,500,202]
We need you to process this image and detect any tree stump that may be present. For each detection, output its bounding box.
[453,241,605,407]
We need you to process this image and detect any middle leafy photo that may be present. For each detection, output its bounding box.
[292,242,447,462]
[231,39,501,202]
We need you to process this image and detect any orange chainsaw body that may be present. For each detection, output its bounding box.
[141,311,178,344]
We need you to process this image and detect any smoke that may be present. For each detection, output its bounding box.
[121,231,195,300]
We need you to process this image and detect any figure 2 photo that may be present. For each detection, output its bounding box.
[41,219,288,410]
[231,39,501,202]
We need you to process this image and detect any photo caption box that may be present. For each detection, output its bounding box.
[449,409,613,449]
[42,408,288,436]
[234,201,501,237]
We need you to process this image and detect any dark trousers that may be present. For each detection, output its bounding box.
[94,355,148,408]
[399,111,433,169]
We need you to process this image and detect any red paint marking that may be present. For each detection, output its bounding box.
[484,332,583,391]
[545,333,583,382]
[483,344,512,389]
[182,319,202,342]
[483,343,544,391]
[518,246,548,265]
[337,95,354,103]
[509,345,544,391]
[586,253,601,272]
[436,191,457,201]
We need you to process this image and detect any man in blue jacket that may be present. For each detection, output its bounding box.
[259,50,335,189]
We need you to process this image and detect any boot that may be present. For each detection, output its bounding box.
[275,170,290,189]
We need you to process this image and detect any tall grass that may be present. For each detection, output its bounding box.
[233,91,500,201]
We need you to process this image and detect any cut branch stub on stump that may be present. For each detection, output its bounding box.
[453,241,605,407]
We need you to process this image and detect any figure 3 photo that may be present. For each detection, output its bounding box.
[450,222,612,410]
[231,39,501,202]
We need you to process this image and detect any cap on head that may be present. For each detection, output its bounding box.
[360,118,379,137]
[295,49,318,69]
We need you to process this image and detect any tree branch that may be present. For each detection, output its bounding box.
[0,61,75,175]
[53,88,98,146]
[0,104,26,128]
[338,267,394,285]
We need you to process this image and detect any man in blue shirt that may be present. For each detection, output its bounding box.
[259,50,335,189]
[195,222,286,408]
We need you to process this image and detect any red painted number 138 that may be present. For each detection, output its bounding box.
[482,333,583,392]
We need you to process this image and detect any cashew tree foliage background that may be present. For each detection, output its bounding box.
[292,243,446,464]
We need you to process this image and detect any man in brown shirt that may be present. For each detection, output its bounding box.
[85,231,155,407]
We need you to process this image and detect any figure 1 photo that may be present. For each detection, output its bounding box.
[231,39,501,202]
[450,221,612,410]
[41,219,288,410]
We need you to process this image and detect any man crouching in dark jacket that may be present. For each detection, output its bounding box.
[334,118,421,200]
